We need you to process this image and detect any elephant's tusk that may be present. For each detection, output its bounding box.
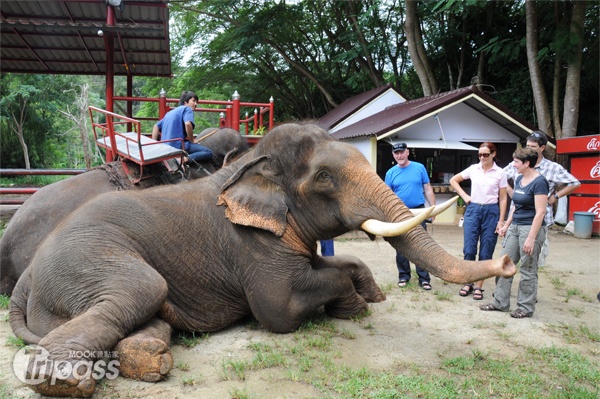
[410,196,459,217]
[361,206,434,237]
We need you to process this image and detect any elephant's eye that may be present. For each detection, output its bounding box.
[317,170,332,182]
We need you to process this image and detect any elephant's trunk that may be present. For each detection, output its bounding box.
[385,229,516,283]
[342,157,516,284]
[358,181,516,284]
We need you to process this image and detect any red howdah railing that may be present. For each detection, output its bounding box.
[113,90,274,137]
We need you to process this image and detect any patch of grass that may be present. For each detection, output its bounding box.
[248,342,287,369]
[173,331,209,348]
[565,287,583,302]
[229,387,253,399]
[494,329,512,340]
[552,322,600,344]
[219,310,598,399]
[349,308,372,322]
[6,335,25,348]
[385,302,397,312]
[379,282,395,295]
[0,295,10,309]
[175,361,190,371]
[220,358,248,381]
[363,322,376,334]
[437,346,600,397]
[569,306,585,317]
[528,346,600,387]
[340,328,356,340]
[180,376,197,386]
[421,303,441,312]
[433,291,452,301]
[0,175,70,187]
[549,276,565,290]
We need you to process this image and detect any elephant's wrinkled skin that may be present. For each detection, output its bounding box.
[10,124,516,397]
[0,128,248,295]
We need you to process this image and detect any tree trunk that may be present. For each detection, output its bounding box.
[10,100,30,169]
[552,56,563,139]
[551,1,563,138]
[526,0,553,136]
[562,0,586,138]
[405,0,437,95]
[476,2,494,90]
[16,126,30,170]
[77,84,94,169]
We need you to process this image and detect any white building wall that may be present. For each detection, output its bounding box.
[386,102,520,143]
[343,136,378,170]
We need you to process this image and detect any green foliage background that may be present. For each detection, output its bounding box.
[1,0,598,169]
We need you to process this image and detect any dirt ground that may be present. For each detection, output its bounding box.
[0,224,598,398]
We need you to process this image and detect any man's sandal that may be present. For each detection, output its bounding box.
[510,309,533,318]
[398,280,408,288]
[459,284,473,296]
[472,288,484,300]
[420,282,432,291]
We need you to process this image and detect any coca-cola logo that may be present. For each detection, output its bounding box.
[588,201,600,220]
[587,138,600,151]
[591,161,600,179]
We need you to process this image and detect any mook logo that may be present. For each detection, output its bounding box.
[13,345,119,386]
[591,161,600,179]
[588,201,600,220]
[587,137,600,151]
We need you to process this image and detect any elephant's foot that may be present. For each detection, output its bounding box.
[29,360,96,398]
[356,282,386,303]
[324,295,368,319]
[115,335,173,382]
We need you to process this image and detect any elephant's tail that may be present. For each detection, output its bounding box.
[9,271,42,344]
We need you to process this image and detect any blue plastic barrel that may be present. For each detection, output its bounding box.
[573,212,595,239]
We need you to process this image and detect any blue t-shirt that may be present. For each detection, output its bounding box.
[384,162,430,208]
[512,174,549,226]
[155,105,195,150]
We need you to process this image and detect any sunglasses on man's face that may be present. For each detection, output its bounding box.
[478,153,491,158]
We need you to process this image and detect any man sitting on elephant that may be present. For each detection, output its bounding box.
[151,90,213,164]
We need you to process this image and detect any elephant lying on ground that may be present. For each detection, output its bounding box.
[9,123,516,397]
[0,128,248,295]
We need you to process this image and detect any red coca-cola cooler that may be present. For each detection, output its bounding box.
[556,134,600,235]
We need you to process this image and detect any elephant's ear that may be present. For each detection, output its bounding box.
[217,155,288,236]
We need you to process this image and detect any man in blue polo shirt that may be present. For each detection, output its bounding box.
[385,142,437,291]
[152,91,213,164]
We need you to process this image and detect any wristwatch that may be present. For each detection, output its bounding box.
[554,193,559,200]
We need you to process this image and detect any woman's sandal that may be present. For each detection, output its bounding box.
[480,303,504,312]
[472,288,484,300]
[459,284,473,297]
[510,309,533,318]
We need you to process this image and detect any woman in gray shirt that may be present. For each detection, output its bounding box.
[480,148,549,318]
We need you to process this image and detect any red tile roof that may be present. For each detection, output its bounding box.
[328,85,535,141]
[317,84,403,130]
